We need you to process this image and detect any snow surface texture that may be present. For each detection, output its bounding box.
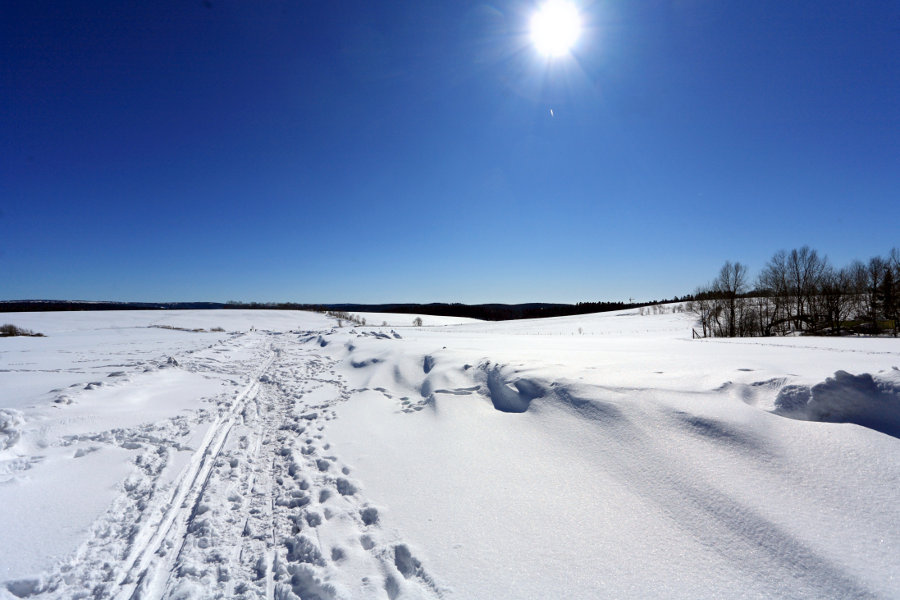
[1,308,899,599]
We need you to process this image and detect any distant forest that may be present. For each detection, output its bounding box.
[689,246,899,337]
[292,301,686,321]
[0,299,686,321]
[11,245,896,335]
[0,301,226,313]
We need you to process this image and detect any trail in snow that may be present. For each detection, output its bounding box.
[11,330,443,600]
[115,344,276,599]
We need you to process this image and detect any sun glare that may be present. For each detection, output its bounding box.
[530,1,582,57]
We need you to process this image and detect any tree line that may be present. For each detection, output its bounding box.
[301,300,686,321]
[0,301,225,312]
[0,299,685,321]
[687,247,899,337]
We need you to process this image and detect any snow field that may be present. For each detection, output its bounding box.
[1,313,444,600]
[1,307,899,599]
[325,311,900,598]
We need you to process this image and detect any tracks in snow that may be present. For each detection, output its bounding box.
[19,331,444,600]
[115,347,276,599]
[154,333,445,599]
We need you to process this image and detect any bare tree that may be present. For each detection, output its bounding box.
[686,285,717,337]
[817,265,853,334]
[715,261,749,337]
[881,269,896,335]
[787,246,826,331]
[888,248,900,335]
[890,247,900,275]
[757,250,790,335]
[845,260,869,323]
[866,256,888,332]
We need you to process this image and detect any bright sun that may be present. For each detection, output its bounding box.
[530,0,582,57]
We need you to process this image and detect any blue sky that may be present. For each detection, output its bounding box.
[2,0,898,303]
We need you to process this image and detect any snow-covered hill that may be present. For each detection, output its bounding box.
[1,308,899,598]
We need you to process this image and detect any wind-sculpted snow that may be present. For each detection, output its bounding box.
[477,362,547,413]
[774,369,900,437]
[2,308,900,599]
[328,314,900,599]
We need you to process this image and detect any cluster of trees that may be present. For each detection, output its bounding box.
[321,310,425,328]
[688,247,899,337]
[324,311,366,327]
[0,323,44,337]
[638,304,688,316]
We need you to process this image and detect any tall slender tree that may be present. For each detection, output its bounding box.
[715,261,749,337]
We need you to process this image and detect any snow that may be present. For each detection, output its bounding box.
[1,307,899,598]
[342,312,481,328]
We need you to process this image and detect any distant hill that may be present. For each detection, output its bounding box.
[0,298,686,321]
[0,300,227,312]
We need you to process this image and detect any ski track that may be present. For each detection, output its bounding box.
[17,331,443,600]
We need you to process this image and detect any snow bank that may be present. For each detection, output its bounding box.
[774,369,900,436]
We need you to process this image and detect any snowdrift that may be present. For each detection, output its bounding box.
[775,369,900,437]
